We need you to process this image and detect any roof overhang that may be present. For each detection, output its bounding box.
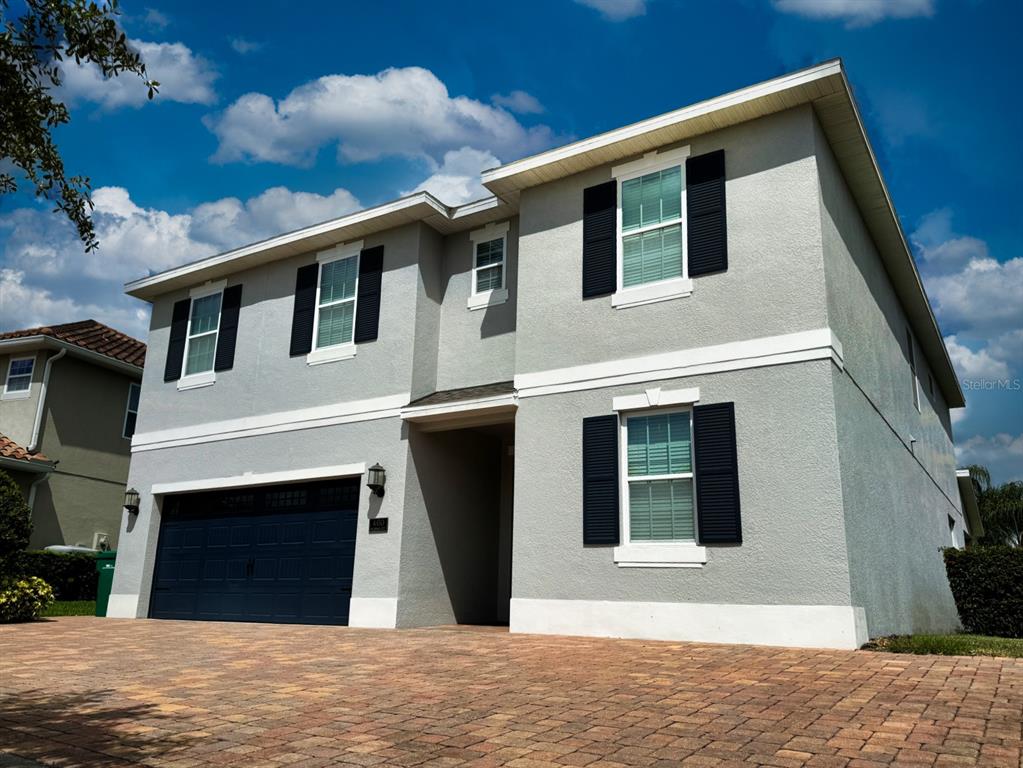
[0,337,142,378]
[124,192,518,302]
[400,392,517,432]
[480,59,963,409]
[0,455,54,475]
[956,469,985,539]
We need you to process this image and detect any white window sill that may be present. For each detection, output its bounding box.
[613,543,707,568]
[1,390,32,401]
[307,343,357,366]
[177,371,216,391]
[467,287,508,311]
[612,278,693,310]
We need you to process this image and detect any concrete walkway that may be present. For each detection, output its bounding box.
[1,618,1020,767]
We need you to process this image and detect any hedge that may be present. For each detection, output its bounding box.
[15,550,98,601]
[0,576,54,622]
[944,546,1023,638]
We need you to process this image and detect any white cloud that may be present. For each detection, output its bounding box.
[944,335,1011,382]
[956,433,1023,483]
[925,257,1023,337]
[912,208,989,273]
[575,0,647,21]
[772,0,934,27]
[204,66,559,167]
[142,8,170,29]
[0,185,362,339]
[58,38,218,109]
[229,37,263,54]
[403,147,499,206]
[492,90,544,115]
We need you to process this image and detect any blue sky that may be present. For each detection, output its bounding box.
[0,0,1020,481]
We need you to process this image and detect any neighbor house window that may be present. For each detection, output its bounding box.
[3,357,34,397]
[315,252,359,349]
[123,382,141,439]
[184,291,222,376]
[623,409,696,542]
[906,327,920,412]
[467,221,510,310]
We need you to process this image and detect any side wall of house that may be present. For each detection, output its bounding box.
[814,116,961,636]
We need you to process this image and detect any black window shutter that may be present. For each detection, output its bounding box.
[214,284,243,372]
[687,149,727,276]
[354,245,384,343]
[163,298,191,382]
[693,402,742,544]
[583,414,620,545]
[289,264,319,356]
[582,180,616,298]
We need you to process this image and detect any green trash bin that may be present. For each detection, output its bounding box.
[95,550,117,617]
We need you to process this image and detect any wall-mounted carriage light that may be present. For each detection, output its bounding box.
[366,463,386,498]
[123,487,140,516]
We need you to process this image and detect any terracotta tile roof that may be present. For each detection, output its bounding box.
[0,320,145,368]
[0,433,51,465]
[407,381,515,408]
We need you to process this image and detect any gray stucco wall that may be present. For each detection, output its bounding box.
[515,105,828,375]
[109,416,409,616]
[0,350,44,446]
[512,360,854,609]
[434,218,518,390]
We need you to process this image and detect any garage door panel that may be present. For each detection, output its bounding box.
[151,479,359,625]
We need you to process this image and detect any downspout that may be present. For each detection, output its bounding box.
[28,348,66,452]
[27,470,51,512]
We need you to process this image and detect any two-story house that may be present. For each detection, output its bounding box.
[0,320,146,549]
[108,60,982,648]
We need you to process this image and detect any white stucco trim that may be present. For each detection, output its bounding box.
[467,287,509,310]
[306,343,357,366]
[612,386,699,412]
[516,328,844,398]
[131,392,409,453]
[150,462,367,496]
[400,392,517,421]
[176,370,216,391]
[317,240,363,262]
[612,278,693,309]
[105,593,141,619]
[510,599,869,650]
[188,279,227,299]
[348,597,398,628]
[613,543,707,568]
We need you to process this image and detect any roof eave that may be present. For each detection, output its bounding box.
[0,336,143,378]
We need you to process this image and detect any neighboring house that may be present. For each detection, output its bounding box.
[0,320,146,549]
[108,60,982,649]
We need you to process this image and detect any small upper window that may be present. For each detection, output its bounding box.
[467,221,510,310]
[184,292,222,376]
[3,357,34,396]
[123,382,141,439]
[623,409,696,542]
[474,237,505,294]
[906,327,920,412]
[316,253,359,349]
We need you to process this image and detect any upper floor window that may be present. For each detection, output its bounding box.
[184,291,222,377]
[468,221,510,310]
[612,146,692,308]
[123,382,141,439]
[905,327,920,412]
[623,409,695,543]
[3,356,34,398]
[316,251,359,350]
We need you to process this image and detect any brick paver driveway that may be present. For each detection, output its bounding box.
[1,618,1021,768]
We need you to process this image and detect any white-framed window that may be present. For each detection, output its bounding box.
[308,241,361,365]
[906,327,920,412]
[2,356,35,399]
[123,382,141,439]
[612,387,708,568]
[611,146,693,309]
[468,221,509,310]
[177,282,224,391]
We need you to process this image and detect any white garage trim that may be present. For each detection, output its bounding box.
[348,597,398,628]
[105,593,141,619]
[510,598,869,650]
[150,463,367,495]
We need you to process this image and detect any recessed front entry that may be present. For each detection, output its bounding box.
[149,479,359,624]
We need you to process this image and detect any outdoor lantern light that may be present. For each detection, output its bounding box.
[123,487,140,515]
[366,463,386,497]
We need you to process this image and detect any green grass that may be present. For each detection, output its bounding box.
[867,633,1023,658]
[41,600,96,617]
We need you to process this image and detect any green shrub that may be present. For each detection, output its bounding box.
[0,576,54,622]
[16,550,98,600]
[0,469,32,576]
[944,546,1023,638]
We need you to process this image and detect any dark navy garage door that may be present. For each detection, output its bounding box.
[150,479,358,624]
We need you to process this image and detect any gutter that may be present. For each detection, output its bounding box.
[0,337,142,378]
[29,348,66,452]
